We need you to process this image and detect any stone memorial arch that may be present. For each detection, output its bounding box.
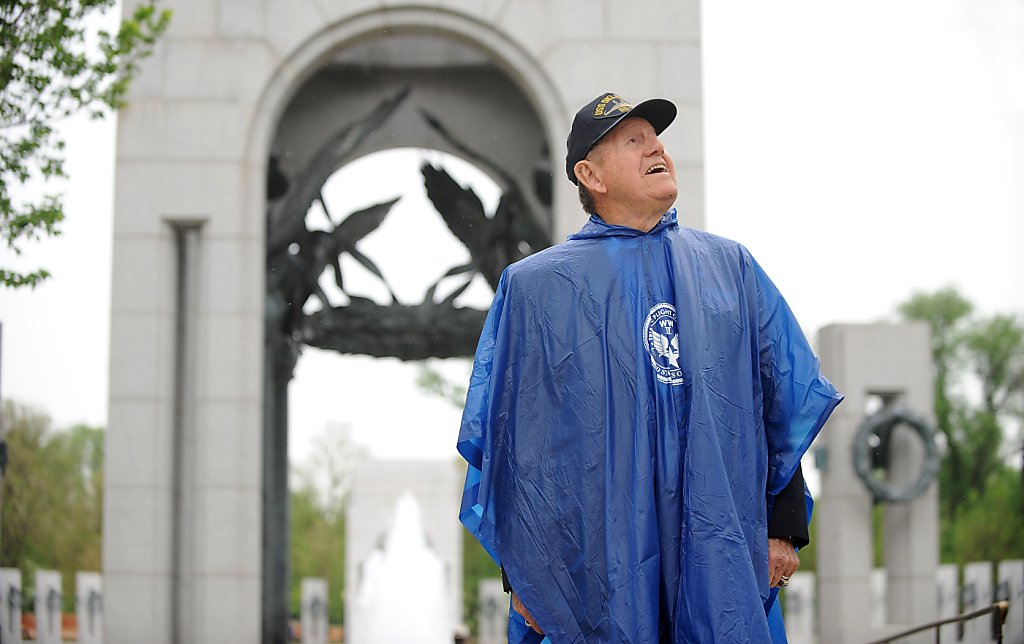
[103,2,705,643]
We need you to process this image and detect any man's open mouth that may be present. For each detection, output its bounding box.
[645,164,667,175]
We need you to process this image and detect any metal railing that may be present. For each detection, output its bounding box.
[865,601,1010,644]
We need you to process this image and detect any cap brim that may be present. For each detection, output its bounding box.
[626,98,677,135]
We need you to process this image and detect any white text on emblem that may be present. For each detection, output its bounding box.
[643,303,684,385]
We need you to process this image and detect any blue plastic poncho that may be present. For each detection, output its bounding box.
[458,209,842,643]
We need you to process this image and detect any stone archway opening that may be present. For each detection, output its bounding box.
[262,29,553,643]
[303,148,499,311]
[287,147,503,641]
[276,146,509,356]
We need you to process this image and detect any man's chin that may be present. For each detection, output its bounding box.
[650,178,678,204]
[655,190,678,210]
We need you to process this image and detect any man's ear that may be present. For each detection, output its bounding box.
[574,160,605,193]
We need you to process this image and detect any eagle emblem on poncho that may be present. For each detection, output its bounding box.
[644,302,684,385]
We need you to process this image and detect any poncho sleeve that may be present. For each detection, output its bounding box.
[752,256,843,495]
[456,270,508,563]
[456,269,553,643]
[748,253,839,644]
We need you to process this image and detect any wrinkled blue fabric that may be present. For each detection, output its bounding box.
[458,209,842,643]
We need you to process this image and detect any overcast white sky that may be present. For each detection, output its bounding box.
[1,1,1022,482]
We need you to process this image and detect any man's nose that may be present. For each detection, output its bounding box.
[647,138,665,156]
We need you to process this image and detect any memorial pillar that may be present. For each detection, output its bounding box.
[816,323,936,643]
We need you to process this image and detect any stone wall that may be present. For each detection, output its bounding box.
[104,2,705,642]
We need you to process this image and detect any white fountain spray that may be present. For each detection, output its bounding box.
[353,491,453,643]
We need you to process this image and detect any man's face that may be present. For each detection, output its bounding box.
[588,117,677,210]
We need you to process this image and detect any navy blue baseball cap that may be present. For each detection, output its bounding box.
[565,92,677,184]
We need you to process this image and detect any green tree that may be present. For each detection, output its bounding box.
[899,287,974,520]
[290,483,346,625]
[1,0,170,288]
[950,467,1024,565]
[0,401,104,610]
[288,424,364,626]
[898,287,1024,562]
[416,361,468,407]
[964,314,1024,487]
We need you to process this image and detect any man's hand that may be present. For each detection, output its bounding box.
[511,592,544,635]
[768,537,799,588]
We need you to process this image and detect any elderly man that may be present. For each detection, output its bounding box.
[457,93,842,643]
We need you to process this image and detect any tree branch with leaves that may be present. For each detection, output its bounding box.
[0,0,170,288]
[899,286,1024,563]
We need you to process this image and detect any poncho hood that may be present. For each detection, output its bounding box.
[568,209,679,240]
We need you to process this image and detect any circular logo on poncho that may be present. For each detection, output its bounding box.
[644,303,684,385]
